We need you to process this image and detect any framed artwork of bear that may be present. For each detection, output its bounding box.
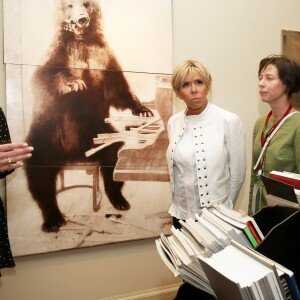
[3,0,173,256]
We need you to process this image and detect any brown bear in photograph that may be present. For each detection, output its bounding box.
[25,0,153,232]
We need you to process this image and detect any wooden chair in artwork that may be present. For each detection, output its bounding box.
[56,162,102,212]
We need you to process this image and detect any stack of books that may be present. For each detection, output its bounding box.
[261,171,300,208]
[156,204,300,300]
[269,171,300,190]
[269,171,300,202]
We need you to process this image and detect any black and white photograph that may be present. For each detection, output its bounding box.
[3,0,173,256]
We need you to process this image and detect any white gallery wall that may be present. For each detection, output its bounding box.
[0,1,299,299]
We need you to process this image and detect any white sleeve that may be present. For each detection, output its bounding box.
[227,114,247,207]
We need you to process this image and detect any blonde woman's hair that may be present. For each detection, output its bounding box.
[171,60,212,95]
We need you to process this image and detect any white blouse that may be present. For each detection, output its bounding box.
[173,115,201,217]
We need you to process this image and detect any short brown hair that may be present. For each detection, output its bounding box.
[259,54,300,98]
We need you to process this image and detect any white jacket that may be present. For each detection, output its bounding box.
[166,103,246,220]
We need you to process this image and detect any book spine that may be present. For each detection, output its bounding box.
[248,218,265,240]
[246,221,262,243]
[270,173,300,190]
[280,274,295,300]
[287,275,300,300]
[243,226,259,248]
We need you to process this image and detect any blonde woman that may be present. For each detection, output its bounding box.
[166,60,246,229]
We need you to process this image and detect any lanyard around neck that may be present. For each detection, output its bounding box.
[254,108,296,172]
[260,104,292,147]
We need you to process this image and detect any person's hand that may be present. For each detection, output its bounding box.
[0,142,34,172]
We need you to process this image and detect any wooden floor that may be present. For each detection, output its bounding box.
[6,168,172,257]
